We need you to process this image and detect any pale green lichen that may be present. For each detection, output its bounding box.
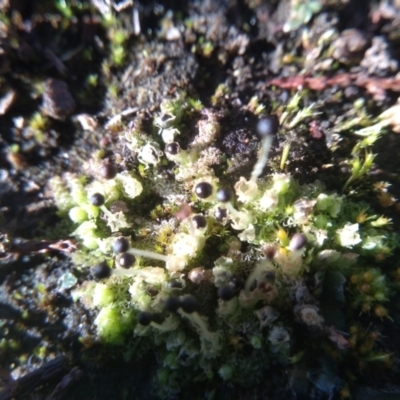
[283,0,323,33]
[49,95,400,398]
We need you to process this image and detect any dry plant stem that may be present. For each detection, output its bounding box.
[8,239,77,255]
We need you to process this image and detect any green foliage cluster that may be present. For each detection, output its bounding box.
[51,94,399,398]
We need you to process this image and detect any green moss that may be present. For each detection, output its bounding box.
[46,91,400,398]
[95,305,133,345]
[29,112,48,132]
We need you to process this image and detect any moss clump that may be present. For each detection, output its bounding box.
[48,96,400,399]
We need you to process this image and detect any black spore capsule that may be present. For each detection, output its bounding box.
[178,350,190,362]
[216,188,233,203]
[165,296,181,313]
[166,142,180,155]
[195,182,213,199]
[218,285,235,301]
[113,237,129,253]
[90,193,105,207]
[99,163,117,179]
[289,233,308,251]
[192,215,207,229]
[118,252,136,268]
[180,295,198,313]
[257,115,279,137]
[92,261,111,279]
[215,207,227,221]
[138,311,153,326]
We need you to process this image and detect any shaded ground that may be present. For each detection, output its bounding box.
[1,0,400,399]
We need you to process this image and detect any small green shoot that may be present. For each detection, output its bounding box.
[343,151,376,191]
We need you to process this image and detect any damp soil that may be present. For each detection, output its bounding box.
[1,1,400,399]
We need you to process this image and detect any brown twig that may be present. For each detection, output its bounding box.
[45,367,83,400]
[0,356,69,400]
[8,239,77,255]
[267,72,400,98]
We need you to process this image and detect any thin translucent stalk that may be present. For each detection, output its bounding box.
[127,248,168,262]
[250,134,273,182]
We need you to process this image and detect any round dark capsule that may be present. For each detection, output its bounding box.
[178,350,190,362]
[218,286,235,301]
[192,215,207,229]
[137,311,153,326]
[165,296,181,313]
[215,207,227,221]
[99,163,117,179]
[90,193,105,207]
[165,142,180,155]
[195,182,213,199]
[289,233,308,251]
[257,115,279,137]
[92,261,111,279]
[118,252,136,268]
[216,188,233,203]
[113,237,129,253]
[180,295,198,313]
